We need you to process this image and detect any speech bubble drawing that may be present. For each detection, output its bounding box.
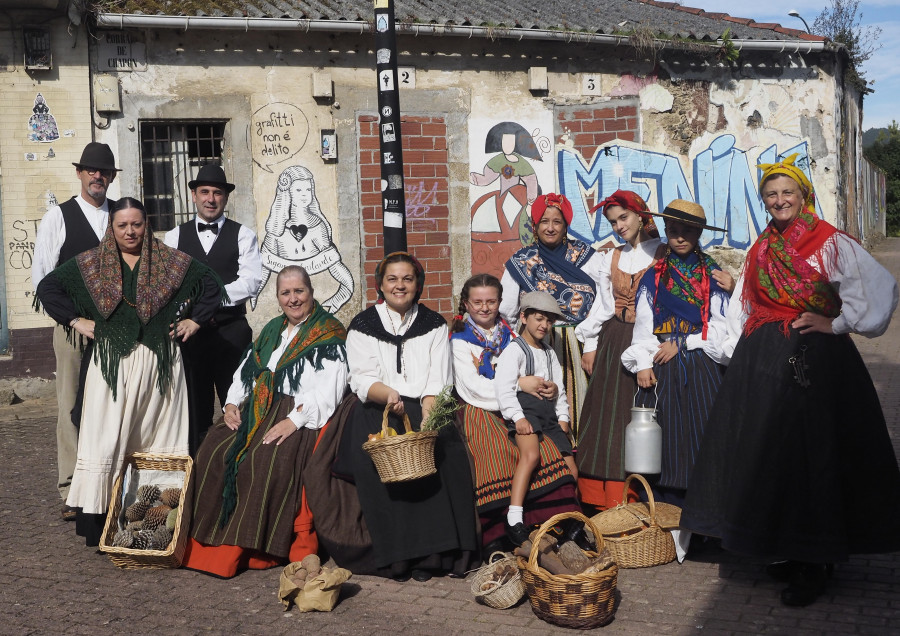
[247,102,310,173]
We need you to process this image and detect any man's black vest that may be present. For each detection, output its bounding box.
[57,197,110,266]
[176,217,241,286]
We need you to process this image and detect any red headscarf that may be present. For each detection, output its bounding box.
[531,193,573,226]
[590,189,659,238]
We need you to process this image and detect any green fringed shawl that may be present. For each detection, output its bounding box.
[220,301,347,526]
[45,254,218,400]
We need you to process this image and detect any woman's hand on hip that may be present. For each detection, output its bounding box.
[170,318,200,342]
[653,340,679,364]
[72,319,95,340]
[792,312,834,335]
[637,368,657,388]
[263,419,297,445]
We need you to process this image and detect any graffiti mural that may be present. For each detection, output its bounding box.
[252,165,354,312]
[28,93,59,143]
[469,119,554,277]
[557,134,813,249]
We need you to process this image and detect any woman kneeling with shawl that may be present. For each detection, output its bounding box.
[36,197,223,546]
[185,266,348,578]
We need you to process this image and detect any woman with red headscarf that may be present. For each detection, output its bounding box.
[572,190,666,510]
[500,193,603,439]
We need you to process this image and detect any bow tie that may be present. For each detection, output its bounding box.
[198,223,219,234]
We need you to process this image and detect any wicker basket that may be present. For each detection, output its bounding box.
[516,512,618,629]
[99,453,193,569]
[590,473,677,569]
[362,405,438,483]
[470,553,525,609]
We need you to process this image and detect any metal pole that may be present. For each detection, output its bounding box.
[373,0,407,254]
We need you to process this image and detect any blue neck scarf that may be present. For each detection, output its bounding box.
[450,317,514,379]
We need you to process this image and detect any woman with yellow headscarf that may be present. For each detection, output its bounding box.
[682,155,900,607]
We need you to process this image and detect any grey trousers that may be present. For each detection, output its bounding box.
[53,324,84,501]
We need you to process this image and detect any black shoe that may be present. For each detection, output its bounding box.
[504,520,530,547]
[780,563,830,607]
[765,560,800,582]
[391,572,411,582]
[411,569,432,582]
[560,518,595,551]
[61,505,77,522]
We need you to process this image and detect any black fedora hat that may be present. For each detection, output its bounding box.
[188,164,236,193]
[72,142,120,172]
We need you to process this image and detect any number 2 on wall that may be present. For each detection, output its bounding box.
[398,67,416,89]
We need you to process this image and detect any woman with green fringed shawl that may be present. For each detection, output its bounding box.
[36,197,224,546]
[184,265,348,578]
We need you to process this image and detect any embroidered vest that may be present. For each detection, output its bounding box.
[611,243,667,323]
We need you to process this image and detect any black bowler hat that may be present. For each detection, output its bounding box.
[188,164,236,193]
[72,142,121,172]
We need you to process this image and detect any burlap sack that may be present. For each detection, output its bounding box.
[279,561,352,612]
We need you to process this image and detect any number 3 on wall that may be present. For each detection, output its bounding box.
[398,66,416,89]
[582,75,602,96]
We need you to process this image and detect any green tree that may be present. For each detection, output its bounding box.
[812,0,881,91]
[864,121,900,236]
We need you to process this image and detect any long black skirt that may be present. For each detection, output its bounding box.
[578,318,636,481]
[338,398,478,577]
[682,323,900,563]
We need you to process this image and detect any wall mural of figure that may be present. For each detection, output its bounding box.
[28,93,59,143]
[469,121,550,278]
[252,165,354,312]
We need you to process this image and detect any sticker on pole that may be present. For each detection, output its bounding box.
[379,70,394,91]
[384,211,404,228]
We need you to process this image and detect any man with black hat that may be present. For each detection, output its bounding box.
[33,141,120,521]
[164,163,262,454]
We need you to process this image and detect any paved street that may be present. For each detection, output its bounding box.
[2,241,899,635]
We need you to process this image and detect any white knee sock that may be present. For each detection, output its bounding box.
[507,505,524,526]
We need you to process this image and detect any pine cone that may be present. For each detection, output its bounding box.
[137,484,161,504]
[159,488,181,508]
[143,505,172,531]
[150,526,173,550]
[131,531,153,550]
[165,508,179,531]
[125,520,144,532]
[125,500,151,522]
[111,529,134,548]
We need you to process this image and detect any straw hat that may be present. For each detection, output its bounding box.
[650,199,725,232]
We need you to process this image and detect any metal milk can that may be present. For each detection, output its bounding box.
[624,388,662,474]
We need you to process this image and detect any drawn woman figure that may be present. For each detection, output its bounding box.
[470,122,544,276]
[253,166,354,312]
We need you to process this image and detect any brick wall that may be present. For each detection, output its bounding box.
[358,114,453,318]
[0,327,55,378]
[556,103,639,210]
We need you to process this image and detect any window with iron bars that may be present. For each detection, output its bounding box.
[140,121,228,231]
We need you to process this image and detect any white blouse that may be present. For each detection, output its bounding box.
[451,329,504,411]
[347,303,452,402]
[224,320,349,429]
[494,340,569,423]
[721,232,899,361]
[498,249,607,330]
[574,238,663,352]
[621,289,730,373]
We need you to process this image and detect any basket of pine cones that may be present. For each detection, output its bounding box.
[99,453,193,569]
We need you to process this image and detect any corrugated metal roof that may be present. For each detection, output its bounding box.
[94,0,825,43]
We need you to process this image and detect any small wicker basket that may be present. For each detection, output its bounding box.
[590,473,677,568]
[517,512,618,629]
[470,553,525,609]
[362,405,438,483]
[99,453,193,569]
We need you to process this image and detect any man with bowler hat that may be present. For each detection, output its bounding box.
[164,164,262,454]
[33,141,119,521]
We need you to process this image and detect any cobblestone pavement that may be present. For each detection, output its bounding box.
[2,241,900,635]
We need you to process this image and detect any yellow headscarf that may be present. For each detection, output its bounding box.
[757,153,816,214]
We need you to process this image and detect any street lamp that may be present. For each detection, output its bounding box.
[788,9,811,34]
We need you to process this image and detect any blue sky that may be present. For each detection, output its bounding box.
[698,0,900,130]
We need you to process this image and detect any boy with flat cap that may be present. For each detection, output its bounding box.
[164,164,262,454]
[33,141,120,520]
